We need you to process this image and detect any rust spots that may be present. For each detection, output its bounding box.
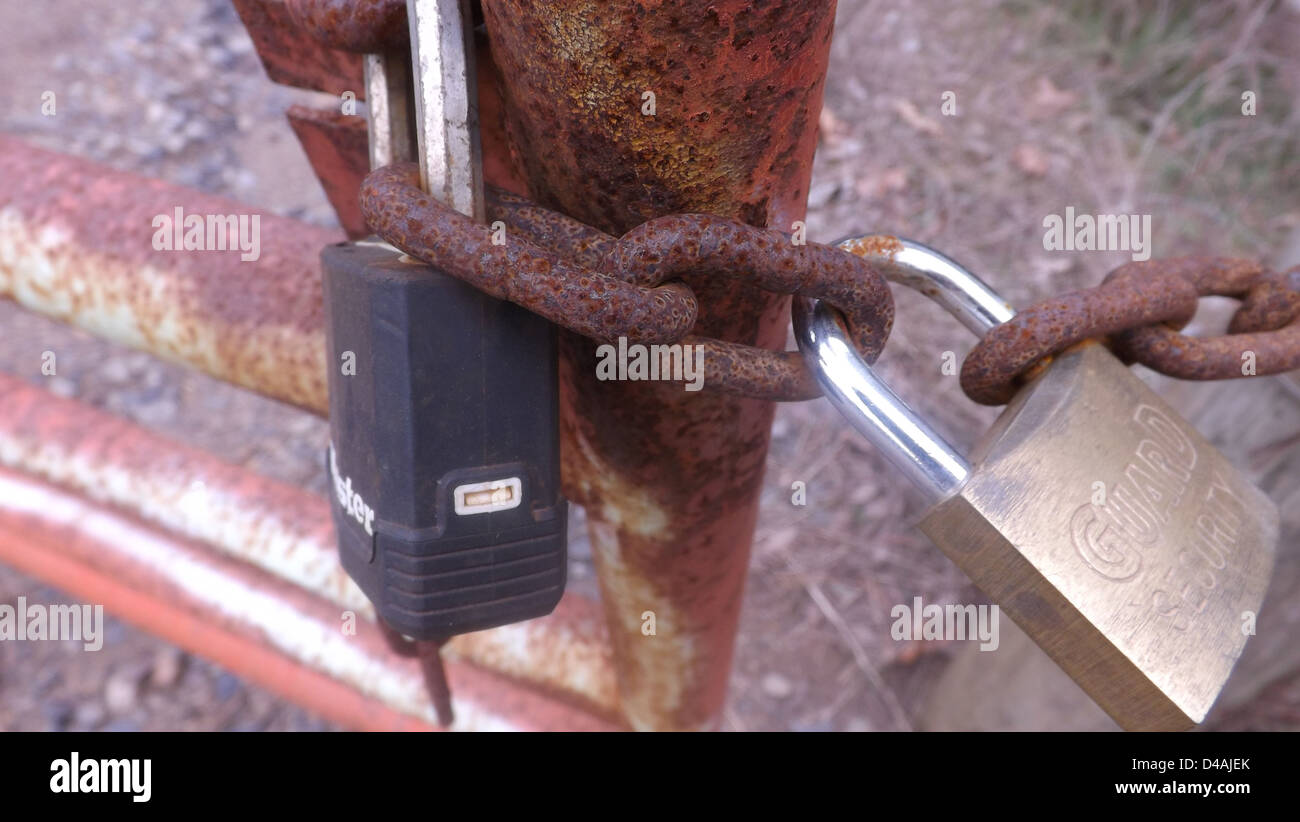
[480,0,837,731]
[361,163,698,343]
[486,185,895,400]
[284,0,408,53]
[839,233,904,261]
[231,0,364,97]
[369,163,894,400]
[481,0,835,235]
[0,372,622,720]
[603,213,894,398]
[286,105,371,239]
[0,134,336,414]
[961,257,1300,405]
[1112,263,1300,381]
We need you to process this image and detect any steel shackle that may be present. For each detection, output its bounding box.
[792,238,1015,504]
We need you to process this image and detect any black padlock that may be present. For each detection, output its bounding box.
[323,239,566,640]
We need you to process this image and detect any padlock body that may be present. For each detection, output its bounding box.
[323,240,566,639]
[921,343,1275,731]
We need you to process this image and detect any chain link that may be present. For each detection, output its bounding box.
[293,0,1300,407]
[362,162,896,401]
[367,162,1300,404]
[962,258,1300,405]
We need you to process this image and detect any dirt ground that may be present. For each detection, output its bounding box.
[0,0,1298,731]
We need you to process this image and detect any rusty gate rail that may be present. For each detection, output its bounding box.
[0,372,620,721]
[0,465,616,731]
[0,136,628,724]
[0,135,332,414]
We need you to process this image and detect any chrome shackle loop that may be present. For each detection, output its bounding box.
[793,238,1015,503]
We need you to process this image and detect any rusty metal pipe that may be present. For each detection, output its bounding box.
[284,0,409,53]
[0,466,616,731]
[482,0,838,729]
[0,135,334,414]
[0,373,619,716]
[231,0,365,97]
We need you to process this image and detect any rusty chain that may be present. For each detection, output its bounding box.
[361,162,895,401]
[293,1,1300,406]
[962,258,1300,405]
[365,162,1300,404]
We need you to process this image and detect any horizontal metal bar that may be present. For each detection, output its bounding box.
[0,466,617,731]
[0,135,333,414]
[0,372,619,717]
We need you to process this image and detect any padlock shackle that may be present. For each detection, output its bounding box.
[406,0,485,222]
[795,299,971,502]
[364,52,416,171]
[794,239,1015,504]
[840,238,1015,336]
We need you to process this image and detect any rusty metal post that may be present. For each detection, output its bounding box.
[481,0,838,729]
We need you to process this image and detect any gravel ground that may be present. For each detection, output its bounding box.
[1,0,1298,731]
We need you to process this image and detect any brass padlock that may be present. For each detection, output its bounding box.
[794,239,1277,731]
